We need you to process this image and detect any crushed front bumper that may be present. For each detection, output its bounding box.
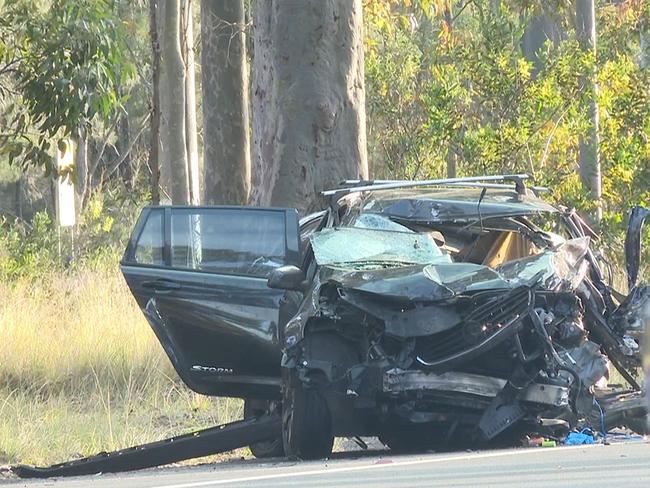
[383,369,570,407]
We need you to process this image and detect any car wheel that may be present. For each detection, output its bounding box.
[244,399,285,458]
[282,370,334,459]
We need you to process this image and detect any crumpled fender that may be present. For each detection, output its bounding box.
[625,206,650,291]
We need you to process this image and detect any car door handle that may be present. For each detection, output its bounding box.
[142,279,182,292]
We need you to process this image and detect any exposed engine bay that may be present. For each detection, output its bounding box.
[280,189,648,453]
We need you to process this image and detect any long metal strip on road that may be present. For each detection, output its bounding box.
[9,439,650,487]
[12,415,281,479]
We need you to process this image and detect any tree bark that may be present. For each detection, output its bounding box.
[115,80,133,188]
[641,31,649,70]
[575,0,601,221]
[251,0,368,214]
[522,9,562,76]
[157,0,172,202]
[640,15,649,70]
[148,0,161,205]
[162,0,190,204]
[443,4,457,179]
[201,0,250,205]
[182,0,200,205]
[16,173,23,220]
[75,129,88,209]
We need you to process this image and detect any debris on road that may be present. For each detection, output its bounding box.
[564,430,596,445]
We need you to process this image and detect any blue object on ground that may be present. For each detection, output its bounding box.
[565,431,596,445]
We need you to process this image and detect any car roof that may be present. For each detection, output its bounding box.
[352,186,558,223]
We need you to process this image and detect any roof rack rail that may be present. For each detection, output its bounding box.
[338,179,549,194]
[322,174,530,197]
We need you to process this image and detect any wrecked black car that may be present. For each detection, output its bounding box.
[121,175,649,460]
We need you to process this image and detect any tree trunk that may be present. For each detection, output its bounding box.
[522,9,562,76]
[116,81,133,188]
[443,4,456,179]
[16,173,23,220]
[181,0,200,205]
[446,150,457,179]
[162,0,190,204]
[75,129,88,209]
[641,32,649,70]
[148,0,161,205]
[201,0,250,205]
[157,0,172,202]
[640,15,649,70]
[251,0,368,214]
[575,0,601,221]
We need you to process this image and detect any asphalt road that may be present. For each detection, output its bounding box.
[3,440,649,488]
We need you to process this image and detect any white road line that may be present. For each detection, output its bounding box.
[150,444,601,488]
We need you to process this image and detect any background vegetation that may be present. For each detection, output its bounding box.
[1,0,649,467]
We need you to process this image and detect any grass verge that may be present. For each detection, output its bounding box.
[0,269,244,466]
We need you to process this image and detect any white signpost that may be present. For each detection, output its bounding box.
[55,139,76,227]
[55,139,76,262]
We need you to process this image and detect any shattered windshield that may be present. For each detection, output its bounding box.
[311,226,450,268]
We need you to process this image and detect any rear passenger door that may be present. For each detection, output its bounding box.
[121,206,299,400]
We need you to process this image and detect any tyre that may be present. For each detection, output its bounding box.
[282,370,334,459]
[244,399,285,458]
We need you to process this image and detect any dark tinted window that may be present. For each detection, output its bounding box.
[171,209,286,277]
[134,209,164,265]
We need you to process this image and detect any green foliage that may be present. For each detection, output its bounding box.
[0,0,133,171]
[365,0,650,252]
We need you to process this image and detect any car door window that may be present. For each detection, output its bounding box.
[170,208,287,278]
[134,209,164,265]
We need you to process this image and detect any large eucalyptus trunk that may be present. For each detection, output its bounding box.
[251,0,368,214]
[201,0,250,205]
[575,0,601,221]
[161,0,190,204]
[522,9,562,75]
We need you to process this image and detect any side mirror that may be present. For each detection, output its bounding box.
[625,206,650,291]
[268,265,308,291]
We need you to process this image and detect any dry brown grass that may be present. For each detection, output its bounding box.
[0,269,243,466]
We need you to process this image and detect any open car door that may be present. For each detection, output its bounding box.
[121,206,300,399]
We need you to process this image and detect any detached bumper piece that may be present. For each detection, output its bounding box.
[13,415,282,479]
[383,369,569,407]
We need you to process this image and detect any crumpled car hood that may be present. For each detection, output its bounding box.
[320,262,511,302]
[318,238,590,301]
